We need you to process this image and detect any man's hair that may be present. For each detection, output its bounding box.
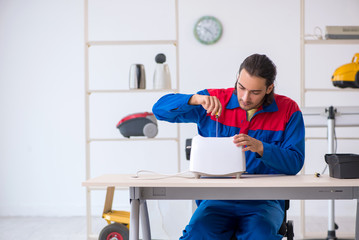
[235,54,277,106]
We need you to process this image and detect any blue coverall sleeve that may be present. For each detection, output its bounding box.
[258,111,305,175]
[152,91,208,123]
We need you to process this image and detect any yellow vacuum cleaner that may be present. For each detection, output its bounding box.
[331,53,359,88]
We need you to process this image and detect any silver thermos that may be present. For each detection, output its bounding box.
[129,64,146,89]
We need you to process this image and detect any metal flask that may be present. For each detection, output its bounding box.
[129,64,146,89]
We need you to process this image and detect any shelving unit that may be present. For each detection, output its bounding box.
[300,0,359,239]
[304,39,359,45]
[300,37,359,104]
[84,0,180,239]
[88,89,179,93]
[300,0,359,106]
[88,40,177,46]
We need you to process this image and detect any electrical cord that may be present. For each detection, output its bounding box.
[304,26,324,40]
[131,170,191,238]
[156,200,171,239]
[132,170,195,180]
[316,123,338,177]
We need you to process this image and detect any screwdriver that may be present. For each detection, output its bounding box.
[215,112,219,137]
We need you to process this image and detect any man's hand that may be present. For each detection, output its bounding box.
[189,94,222,117]
[233,134,264,156]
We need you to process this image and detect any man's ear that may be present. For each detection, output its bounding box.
[266,84,274,94]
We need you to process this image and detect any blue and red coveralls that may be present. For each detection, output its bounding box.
[152,88,305,240]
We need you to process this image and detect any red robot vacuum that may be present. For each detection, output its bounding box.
[116,112,158,138]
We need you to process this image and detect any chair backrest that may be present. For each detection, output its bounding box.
[278,200,290,236]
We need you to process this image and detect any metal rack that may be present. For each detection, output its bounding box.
[300,0,359,239]
[84,0,180,239]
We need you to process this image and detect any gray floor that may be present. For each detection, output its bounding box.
[0,216,89,240]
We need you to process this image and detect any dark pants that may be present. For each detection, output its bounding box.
[180,200,284,240]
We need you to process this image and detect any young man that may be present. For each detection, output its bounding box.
[152,54,305,239]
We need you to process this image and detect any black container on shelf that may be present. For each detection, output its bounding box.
[325,153,359,179]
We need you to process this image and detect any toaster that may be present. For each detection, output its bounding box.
[189,135,246,179]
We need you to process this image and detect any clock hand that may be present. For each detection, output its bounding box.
[203,27,213,35]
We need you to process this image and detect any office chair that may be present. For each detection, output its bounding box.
[185,138,294,240]
[279,200,294,240]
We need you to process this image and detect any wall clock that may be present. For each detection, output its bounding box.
[194,16,223,45]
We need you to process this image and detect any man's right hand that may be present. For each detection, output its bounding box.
[189,94,222,117]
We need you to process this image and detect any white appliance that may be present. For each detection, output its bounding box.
[189,135,246,179]
[153,53,171,89]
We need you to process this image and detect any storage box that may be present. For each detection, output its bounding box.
[325,154,359,179]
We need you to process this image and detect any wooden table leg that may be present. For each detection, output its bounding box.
[103,187,115,220]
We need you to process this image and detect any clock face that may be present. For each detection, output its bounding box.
[194,16,223,45]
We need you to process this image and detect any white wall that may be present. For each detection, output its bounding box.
[1,0,358,239]
[0,0,85,215]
